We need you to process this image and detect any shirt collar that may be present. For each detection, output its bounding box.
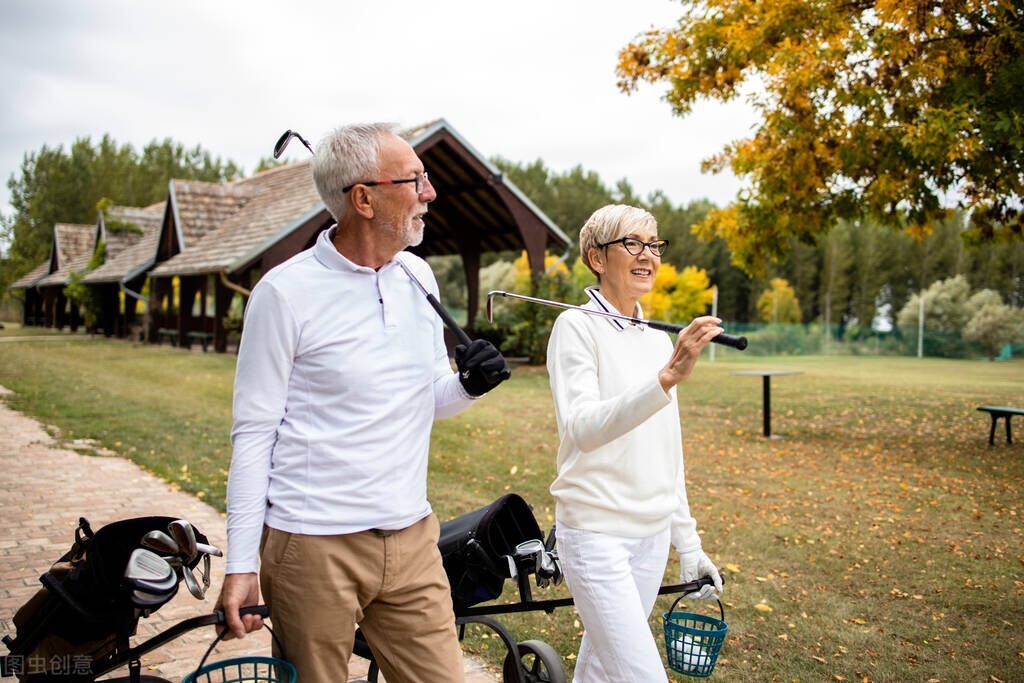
[584,286,647,331]
[313,225,400,275]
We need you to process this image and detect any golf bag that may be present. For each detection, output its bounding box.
[1,516,208,681]
[438,493,549,610]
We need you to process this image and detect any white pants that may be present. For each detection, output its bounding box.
[556,523,671,683]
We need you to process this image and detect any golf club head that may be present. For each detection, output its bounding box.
[514,538,545,559]
[168,519,198,563]
[141,529,179,556]
[181,562,206,600]
[124,548,178,597]
[273,129,314,159]
[131,587,177,608]
[486,291,499,324]
[201,553,212,592]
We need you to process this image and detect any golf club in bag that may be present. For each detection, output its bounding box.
[487,290,749,350]
[273,128,511,385]
[1,516,226,683]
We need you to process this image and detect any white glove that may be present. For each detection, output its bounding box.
[678,548,723,600]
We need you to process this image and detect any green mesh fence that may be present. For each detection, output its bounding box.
[709,322,1022,360]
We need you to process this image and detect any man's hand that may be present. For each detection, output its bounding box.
[215,573,263,639]
[455,339,511,396]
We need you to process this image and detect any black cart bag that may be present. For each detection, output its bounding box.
[1,516,209,681]
[438,493,546,610]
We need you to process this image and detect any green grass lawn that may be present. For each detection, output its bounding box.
[0,330,1021,682]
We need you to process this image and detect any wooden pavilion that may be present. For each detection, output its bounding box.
[147,118,572,353]
[80,203,165,337]
[8,261,51,326]
[28,223,96,330]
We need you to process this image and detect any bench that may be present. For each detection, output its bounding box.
[977,406,1024,445]
[157,328,179,346]
[186,331,214,352]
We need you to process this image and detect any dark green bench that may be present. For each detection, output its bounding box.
[186,331,214,352]
[977,406,1024,445]
[157,328,179,346]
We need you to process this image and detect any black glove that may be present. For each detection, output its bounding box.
[454,339,511,397]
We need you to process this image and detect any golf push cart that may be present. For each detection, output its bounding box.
[1,497,716,683]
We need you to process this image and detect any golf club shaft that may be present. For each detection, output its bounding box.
[396,260,473,346]
[397,261,511,382]
[488,290,748,350]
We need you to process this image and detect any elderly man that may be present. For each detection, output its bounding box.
[216,123,509,682]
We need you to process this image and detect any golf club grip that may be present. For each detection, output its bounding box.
[646,321,749,351]
[714,332,749,350]
[425,292,510,384]
[424,292,472,346]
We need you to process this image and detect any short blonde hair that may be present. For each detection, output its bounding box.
[578,204,658,279]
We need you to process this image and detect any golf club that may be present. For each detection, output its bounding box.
[168,520,198,563]
[140,530,179,556]
[273,129,314,159]
[487,290,749,351]
[396,260,511,384]
[167,520,207,599]
[180,559,205,600]
[124,548,179,605]
[514,539,562,588]
[196,541,223,557]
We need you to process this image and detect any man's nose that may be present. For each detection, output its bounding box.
[420,175,437,202]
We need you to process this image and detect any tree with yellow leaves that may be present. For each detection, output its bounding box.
[640,262,716,322]
[757,278,802,324]
[617,0,1024,274]
[489,251,715,363]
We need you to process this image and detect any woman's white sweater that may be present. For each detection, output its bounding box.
[546,290,701,552]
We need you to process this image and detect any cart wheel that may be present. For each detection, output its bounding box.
[501,639,567,683]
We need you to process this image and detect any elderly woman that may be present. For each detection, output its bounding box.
[547,204,724,682]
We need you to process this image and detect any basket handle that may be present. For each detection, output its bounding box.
[667,594,725,623]
[194,608,286,673]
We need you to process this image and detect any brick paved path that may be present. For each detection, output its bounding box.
[0,385,498,682]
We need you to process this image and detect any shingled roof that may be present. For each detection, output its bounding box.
[83,203,165,284]
[8,260,51,289]
[35,223,97,287]
[166,179,252,253]
[149,118,570,279]
[150,161,319,277]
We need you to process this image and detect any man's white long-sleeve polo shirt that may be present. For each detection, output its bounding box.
[226,227,475,574]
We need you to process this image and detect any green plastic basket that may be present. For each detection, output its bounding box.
[182,625,296,683]
[181,656,296,683]
[662,597,727,678]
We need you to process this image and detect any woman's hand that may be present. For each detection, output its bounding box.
[658,316,722,392]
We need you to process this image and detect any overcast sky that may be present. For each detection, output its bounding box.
[0,0,758,234]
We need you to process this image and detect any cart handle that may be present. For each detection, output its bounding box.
[658,574,725,597]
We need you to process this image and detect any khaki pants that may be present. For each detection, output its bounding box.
[260,514,465,683]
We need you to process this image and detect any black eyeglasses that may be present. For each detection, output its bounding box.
[598,237,669,257]
[342,171,430,194]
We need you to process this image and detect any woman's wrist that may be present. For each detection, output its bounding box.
[658,368,678,393]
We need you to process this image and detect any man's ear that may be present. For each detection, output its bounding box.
[349,185,375,220]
